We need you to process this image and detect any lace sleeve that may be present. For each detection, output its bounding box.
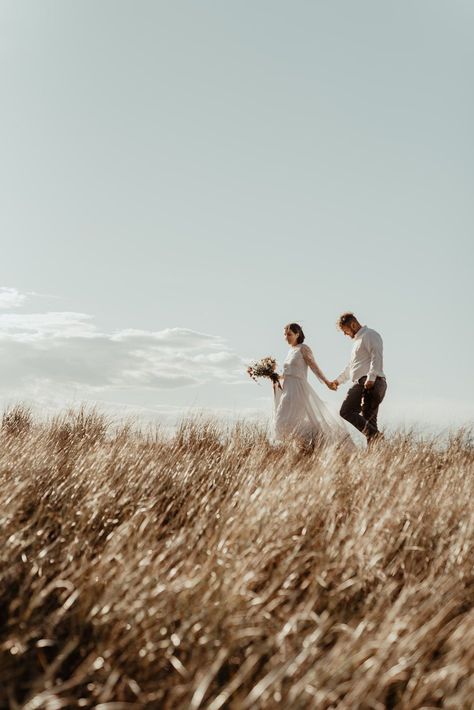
[300,344,328,385]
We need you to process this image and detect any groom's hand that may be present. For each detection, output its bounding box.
[364,380,375,390]
[328,380,338,391]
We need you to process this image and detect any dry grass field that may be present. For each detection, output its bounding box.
[0,405,473,709]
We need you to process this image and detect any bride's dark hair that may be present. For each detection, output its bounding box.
[285,323,305,344]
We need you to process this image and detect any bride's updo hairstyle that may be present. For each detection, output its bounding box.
[285,323,305,344]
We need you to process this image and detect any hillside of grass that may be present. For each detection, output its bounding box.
[1,406,473,709]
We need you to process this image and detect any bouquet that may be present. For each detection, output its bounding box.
[247,356,282,389]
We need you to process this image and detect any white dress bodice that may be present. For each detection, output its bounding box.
[283,346,307,380]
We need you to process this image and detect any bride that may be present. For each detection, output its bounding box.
[272,323,353,448]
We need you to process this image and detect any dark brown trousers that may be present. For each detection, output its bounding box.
[340,375,387,440]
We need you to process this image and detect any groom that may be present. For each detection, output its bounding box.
[330,312,387,444]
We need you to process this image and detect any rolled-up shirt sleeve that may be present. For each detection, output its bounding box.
[366,331,384,382]
[336,364,350,385]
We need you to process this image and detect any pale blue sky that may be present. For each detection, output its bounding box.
[1,1,473,429]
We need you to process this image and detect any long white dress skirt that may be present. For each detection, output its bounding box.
[273,375,353,448]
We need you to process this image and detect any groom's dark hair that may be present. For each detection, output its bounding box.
[337,312,358,329]
[285,323,305,344]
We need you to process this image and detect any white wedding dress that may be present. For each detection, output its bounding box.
[272,343,353,448]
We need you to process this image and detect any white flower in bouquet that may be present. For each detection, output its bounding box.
[247,357,282,389]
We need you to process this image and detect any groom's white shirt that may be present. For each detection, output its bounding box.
[336,325,385,385]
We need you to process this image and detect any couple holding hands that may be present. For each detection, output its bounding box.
[273,312,387,448]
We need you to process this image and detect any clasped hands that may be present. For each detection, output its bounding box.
[326,379,375,391]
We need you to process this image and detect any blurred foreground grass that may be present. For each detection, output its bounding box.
[0,405,473,709]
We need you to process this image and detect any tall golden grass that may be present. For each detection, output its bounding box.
[1,405,473,709]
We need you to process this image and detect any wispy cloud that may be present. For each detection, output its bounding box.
[0,287,31,309]
[0,308,247,400]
